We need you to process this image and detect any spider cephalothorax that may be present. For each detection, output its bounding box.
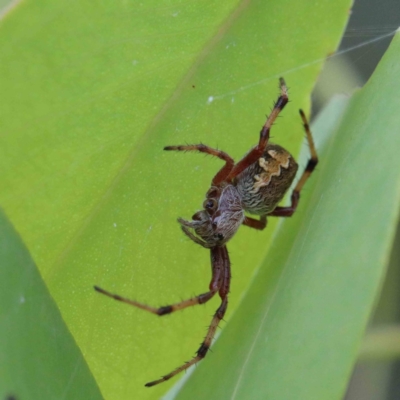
[178,184,245,248]
[95,78,318,387]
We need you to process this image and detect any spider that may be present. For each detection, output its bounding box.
[94,77,318,387]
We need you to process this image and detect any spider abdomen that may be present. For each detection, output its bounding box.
[235,144,298,215]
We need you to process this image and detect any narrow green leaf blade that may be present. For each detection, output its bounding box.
[0,209,103,400]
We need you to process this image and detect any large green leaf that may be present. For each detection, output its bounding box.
[0,0,350,398]
[177,34,400,399]
[0,209,103,400]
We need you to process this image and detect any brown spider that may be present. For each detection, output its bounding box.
[94,77,318,387]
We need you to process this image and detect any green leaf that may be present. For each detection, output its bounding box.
[176,34,400,399]
[359,326,400,361]
[0,0,350,398]
[0,209,103,400]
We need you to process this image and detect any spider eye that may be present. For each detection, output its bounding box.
[206,187,219,198]
[217,233,224,241]
[203,199,217,210]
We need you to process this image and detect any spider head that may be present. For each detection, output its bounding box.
[178,185,245,248]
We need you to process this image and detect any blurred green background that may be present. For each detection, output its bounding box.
[313,0,400,398]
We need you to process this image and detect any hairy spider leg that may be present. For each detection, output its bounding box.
[94,285,219,315]
[242,215,267,230]
[145,245,230,387]
[164,144,235,186]
[94,247,224,317]
[226,77,289,182]
[268,109,318,217]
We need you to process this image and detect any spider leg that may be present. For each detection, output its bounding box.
[226,77,289,181]
[242,215,267,230]
[268,109,318,217]
[94,247,224,316]
[94,285,219,315]
[164,144,234,186]
[145,246,230,387]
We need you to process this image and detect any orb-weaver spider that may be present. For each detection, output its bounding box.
[95,77,318,387]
